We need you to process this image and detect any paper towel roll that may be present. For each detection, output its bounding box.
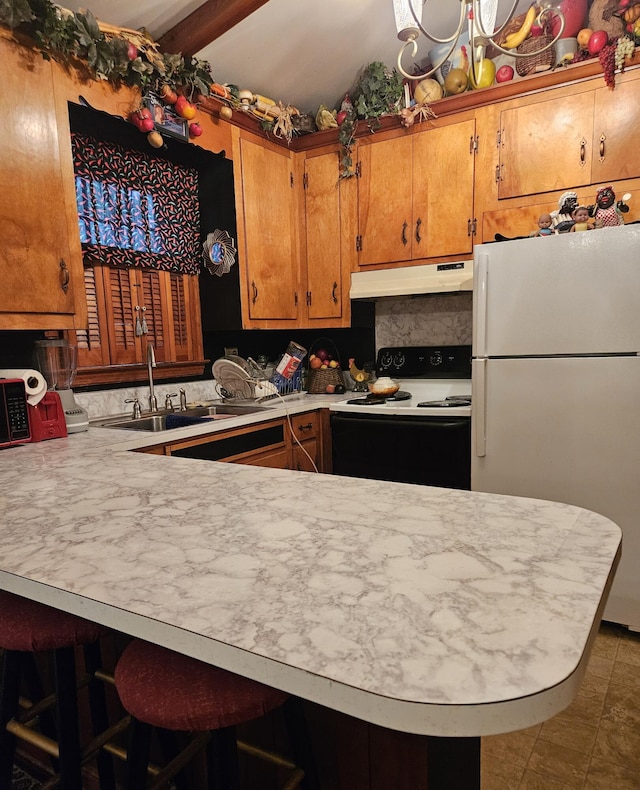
[0,368,48,406]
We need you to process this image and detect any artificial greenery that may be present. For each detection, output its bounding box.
[336,61,404,178]
[353,61,404,127]
[0,0,213,97]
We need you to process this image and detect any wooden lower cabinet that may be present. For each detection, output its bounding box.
[140,410,330,472]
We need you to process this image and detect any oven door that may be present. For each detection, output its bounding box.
[330,412,470,489]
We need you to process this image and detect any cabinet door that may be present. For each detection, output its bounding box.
[0,37,77,323]
[304,152,343,320]
[293,439,319,472]
[498,92,595,199]
[592,80,640,184]
[239,138,299,320]
[357,136,413,266]
[413,120,476,258]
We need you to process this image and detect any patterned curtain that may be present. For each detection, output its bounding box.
[71,132,200,275]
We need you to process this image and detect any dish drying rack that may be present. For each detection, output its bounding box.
[213,356,302,404]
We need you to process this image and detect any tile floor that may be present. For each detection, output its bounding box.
[482,622,640,790]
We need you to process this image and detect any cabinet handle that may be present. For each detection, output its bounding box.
[331,282,338,303]
[401,221,408,245]
[251,281,258,304]
[599,134,606,162]
[579,138,586,166]
[297,423,313,432]
[415,218,422,244]
[59,259,70,294]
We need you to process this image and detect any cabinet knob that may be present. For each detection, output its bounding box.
[59,259,70,294]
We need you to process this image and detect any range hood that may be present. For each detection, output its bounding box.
[350,261,473,299]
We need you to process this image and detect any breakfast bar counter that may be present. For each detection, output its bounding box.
[0,417,621,787]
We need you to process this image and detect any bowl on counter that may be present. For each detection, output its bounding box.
[368,377,400,397]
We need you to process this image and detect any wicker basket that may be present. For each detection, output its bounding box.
[306,338,344,394]
[516,35,555,77]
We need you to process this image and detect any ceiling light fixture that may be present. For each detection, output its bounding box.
[393,0,565,86]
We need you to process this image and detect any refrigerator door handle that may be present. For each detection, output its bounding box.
[474,359,487,457]
[475,253,489,356]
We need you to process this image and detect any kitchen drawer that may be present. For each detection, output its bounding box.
[290,411,319,440]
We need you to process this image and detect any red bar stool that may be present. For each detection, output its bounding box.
[114,639,319,790]
[0,590,119,790]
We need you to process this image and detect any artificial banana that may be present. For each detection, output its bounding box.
[503,4,538,49]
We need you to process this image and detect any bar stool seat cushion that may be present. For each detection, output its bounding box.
[0,591,107,652]
[115,640,289,732]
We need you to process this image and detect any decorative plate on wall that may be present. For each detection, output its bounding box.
[203,229,237,276]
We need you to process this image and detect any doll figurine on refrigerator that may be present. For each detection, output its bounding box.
[570,206,595,232]
[531,213,554,236]
[589,185,628,228]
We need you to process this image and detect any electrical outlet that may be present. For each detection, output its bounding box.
[224,347,238,357]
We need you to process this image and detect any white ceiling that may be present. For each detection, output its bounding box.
[62,0,529,114]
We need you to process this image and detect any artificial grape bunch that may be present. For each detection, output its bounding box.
[615,34,636,69]
[598,38,618,88]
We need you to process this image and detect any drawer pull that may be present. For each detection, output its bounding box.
[401,221,408,246]
[599,134,606,162]
[579,138,586,166]
[251,281,258,304]
[331,282,338,304]
[297,423,313,432]
[415,218,422,243]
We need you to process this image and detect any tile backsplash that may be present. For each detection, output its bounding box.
[374,292,473,349]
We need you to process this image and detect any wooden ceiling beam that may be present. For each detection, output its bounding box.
[157,0,271,56]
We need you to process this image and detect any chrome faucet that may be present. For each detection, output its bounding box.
[147,342,158,413]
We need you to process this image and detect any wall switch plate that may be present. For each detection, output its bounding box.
[224,347,239,357]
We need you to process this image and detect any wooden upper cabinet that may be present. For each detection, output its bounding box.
[413,120,476,259]
[357,119,476,266]
[0,35,81,328]
[304,151,343,321]
[357,136,414,266]
[238,136,299,321]
[592,80,640,184]
[497,74,640,200]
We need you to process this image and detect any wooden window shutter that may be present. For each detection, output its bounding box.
[169,273,191,361]
[75,264,111,368]
[104,267,138,364]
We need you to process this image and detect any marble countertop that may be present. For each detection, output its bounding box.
[0,397,621,737]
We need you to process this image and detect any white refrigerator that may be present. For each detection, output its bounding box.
[472,225,640,630]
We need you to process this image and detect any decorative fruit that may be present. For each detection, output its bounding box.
[414,78,443,103]
[138,117,154,132]
[577,28,593,48]
[336,110,348,125]
[316,349,329,361]
[310,357,323,370]
[325,384,336,394]
[181,103,197,120]
[160,84,178,104]
[127,42,138,60]
[443,68,469,95]
[188,122,202,138]
[328,360,339,369]
[468,58,496,89]
[147,131,163,148]
[174,95,188,114]
[219,106,233,120]
[588,29,609,54]
[496,64,515,82]
[129,109,153,132]
[334,384,346,395]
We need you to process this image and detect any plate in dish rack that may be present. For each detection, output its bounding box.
[212,358,255,401]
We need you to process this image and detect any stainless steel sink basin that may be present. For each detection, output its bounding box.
[94,403,271,432]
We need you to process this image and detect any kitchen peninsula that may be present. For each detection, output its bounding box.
[0,404,621,789]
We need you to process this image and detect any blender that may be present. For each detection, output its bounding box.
[34,339,89,433]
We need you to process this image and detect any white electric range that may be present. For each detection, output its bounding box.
[329,346,472,488]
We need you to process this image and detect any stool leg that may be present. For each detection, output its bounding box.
[125,717,152,790]
[83,641,116,790]
[0,650,22,787]
[53,646,82,790]
[283,697,321,790]
[22,652,58,747]
[206,725,239,790]
[156,728,191,790]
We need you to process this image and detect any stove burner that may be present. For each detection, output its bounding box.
[346,390,412,405]
[418,397,471,408]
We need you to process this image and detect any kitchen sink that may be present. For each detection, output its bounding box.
[93,403,271,432]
